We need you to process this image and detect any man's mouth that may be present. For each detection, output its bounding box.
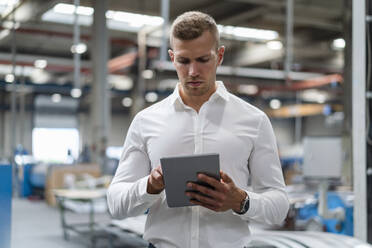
[187,81,202,87]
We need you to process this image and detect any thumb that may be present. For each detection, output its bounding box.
[220,170,232,183]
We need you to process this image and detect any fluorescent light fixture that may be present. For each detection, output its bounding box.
[71,88,82,98]
[53,3,75,15]
[332,38,345,50]
[51,93,62,103]
[76,6,94,16]
[71,43,87,54]
[54,3,94,16]
[107,10,163,27]
[219,25,278,41]
[269,99,281,109]
[122,97,133,107]
[266,40,283,50]
[44,3,163,32]
[5,73,14,83]
[34,59,48,69]
[301,89,328,103]
[145,92,158,103]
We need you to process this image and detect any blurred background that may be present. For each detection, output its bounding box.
[0,0,371,247]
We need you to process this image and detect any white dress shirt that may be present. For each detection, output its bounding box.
[107,81,289,248]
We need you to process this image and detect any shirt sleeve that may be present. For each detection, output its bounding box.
[238,114,289,225]
[107,114,161,219]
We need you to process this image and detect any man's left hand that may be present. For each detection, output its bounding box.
[185,170,247,212]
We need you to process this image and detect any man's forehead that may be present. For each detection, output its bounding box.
[173,49,214,58]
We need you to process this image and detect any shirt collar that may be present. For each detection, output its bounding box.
[169,81,230,106]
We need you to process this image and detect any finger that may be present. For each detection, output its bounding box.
[151,170,164,187]
[220,171,232,183]
[186,191,221,207]
[156,165,163,175]
[197,174,226,192]
[187,182,225,201]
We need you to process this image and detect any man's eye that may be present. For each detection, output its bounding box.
[178,60,189,64]
[198,58,209,63]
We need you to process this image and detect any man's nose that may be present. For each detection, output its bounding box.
[188,62,199,77]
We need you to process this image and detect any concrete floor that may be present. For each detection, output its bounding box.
[11,198,148,248]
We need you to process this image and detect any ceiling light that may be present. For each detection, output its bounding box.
[142,70,154,79]
[30,68,50,84]
[122,97,133,107]
[53,3,75,15]
[108,75,133,90]
[219,25,278,41]
[34,59,47,69]
[71,88,82,98]
[108,10,163,27]
[51,93,61,103]
[269,99,281,109]
[54,3,93,16]
[332,38,345,50]
[2,21,20,30]
[5,73,14,83]
[266,40,283,50]
[238,85,258,95]
[301,89,328,103]
[145,92,158,103]
[76,6,94,16]
[71,43,87,54]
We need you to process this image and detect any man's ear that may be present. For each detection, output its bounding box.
[168,49,174,62]
[217,46,225,66]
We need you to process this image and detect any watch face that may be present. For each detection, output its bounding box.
[240,195,249,214]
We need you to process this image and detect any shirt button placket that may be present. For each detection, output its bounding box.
[191,111,200,248]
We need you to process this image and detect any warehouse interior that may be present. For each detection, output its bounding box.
[0,0,371,247]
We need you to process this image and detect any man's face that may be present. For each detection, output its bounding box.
[169,31,224,100]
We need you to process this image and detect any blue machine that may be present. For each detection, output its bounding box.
[0,164,12,248]
[297,192,353,236]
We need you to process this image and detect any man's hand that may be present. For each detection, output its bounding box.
[185,170,247,212]
[147,165,165,194]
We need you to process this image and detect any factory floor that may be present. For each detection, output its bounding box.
[11,197,148,248]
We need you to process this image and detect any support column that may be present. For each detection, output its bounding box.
[91,0,110,169]
[352,0,367,241]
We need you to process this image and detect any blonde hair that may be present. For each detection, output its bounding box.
[170,11,219,49]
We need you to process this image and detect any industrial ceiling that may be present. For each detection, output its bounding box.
[0,0,346,111]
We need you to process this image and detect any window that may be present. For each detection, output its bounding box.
[32,128,79,163]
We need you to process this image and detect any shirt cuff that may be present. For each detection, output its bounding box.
[232,190,258,218]
[137,175,163,204]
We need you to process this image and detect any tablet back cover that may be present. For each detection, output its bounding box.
[161,153,220,208]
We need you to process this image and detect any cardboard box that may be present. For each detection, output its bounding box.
[45,164,101,206]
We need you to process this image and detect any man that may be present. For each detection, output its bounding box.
[107,11,289,248]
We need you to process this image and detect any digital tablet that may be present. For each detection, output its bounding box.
[160,153,220,208]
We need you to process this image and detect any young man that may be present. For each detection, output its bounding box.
[107,11,289,248]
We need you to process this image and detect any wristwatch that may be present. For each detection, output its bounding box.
[236,192,250,215]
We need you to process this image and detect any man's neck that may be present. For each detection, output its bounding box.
[179,84,217,113]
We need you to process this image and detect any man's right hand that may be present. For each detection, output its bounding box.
[147,165,165,194]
